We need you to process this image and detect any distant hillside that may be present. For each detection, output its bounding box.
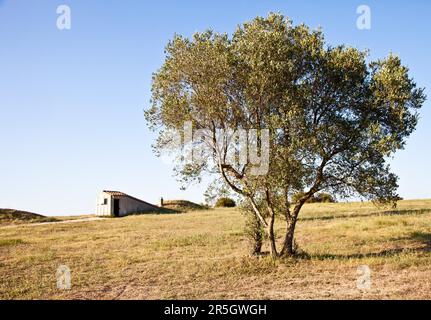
[162,200,208,212]
[0,209,58,226]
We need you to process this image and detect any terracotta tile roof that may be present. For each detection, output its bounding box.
[103,191,127,196]
[102,190,160,209]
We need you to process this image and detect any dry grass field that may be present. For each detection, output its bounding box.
[1,200,431,300]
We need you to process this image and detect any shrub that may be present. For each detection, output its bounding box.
[215,197,236,208]
[292,192,307,204]
[292,192,336,204]
[316,193,336,203]
[244,214,264,255]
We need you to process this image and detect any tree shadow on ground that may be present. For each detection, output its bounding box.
[296,232,431,261]
[299,209,431,222]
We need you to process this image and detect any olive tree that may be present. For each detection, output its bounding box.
[145,14,425,258]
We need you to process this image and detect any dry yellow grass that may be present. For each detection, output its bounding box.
[0,200,430,300]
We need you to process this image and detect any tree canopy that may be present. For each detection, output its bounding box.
[145,13,426,258]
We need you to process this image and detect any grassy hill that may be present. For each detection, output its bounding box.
[0,209,58,226]
[0,200,430,299]
[161,200,208,212]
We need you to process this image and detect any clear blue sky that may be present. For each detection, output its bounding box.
[0,0,430,215]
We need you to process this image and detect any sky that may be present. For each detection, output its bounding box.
[0,0,430,216]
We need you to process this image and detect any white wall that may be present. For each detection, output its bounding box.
[116,196,157,217]
[95,192,112,216]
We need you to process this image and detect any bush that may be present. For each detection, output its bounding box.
[292,192,307,204]
[292,192,336,204]
[318,193,336,203]
[244,213,264,255]
[215,197,236,208]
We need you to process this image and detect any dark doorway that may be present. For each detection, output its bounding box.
[113,199,120,217]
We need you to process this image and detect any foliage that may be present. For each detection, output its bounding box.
[215,197,237,208]
[145,13,426,258]
[241,201,265,255]
[204,179,233,207]
[292,192,336,204]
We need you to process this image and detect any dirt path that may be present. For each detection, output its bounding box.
[0,217,106,229]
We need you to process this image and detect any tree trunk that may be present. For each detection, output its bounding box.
[253,237,263,256]
[268,213,278,259]
[280,218,297,257]
[280,204,302,257]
